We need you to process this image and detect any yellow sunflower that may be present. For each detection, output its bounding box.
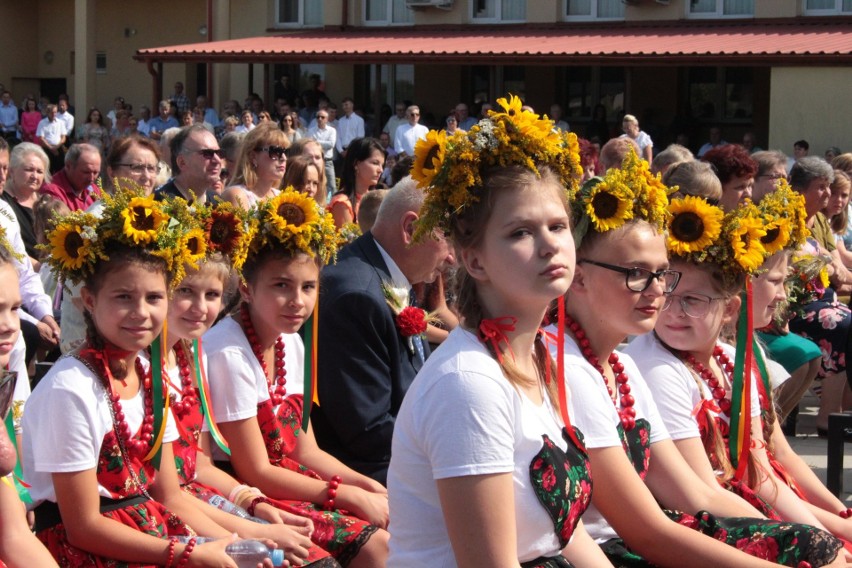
[181,227,208,265]
[729,215,767,272]
[412,130,447,189]
[585,180,634,232]
[492,94,524,119]
[48,222,92,270]
[666,196,724,255]
[267,191,320,237]
[121,195,167,244]
[760,217,792,255]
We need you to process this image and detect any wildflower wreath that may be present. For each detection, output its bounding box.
[411,94,583,240]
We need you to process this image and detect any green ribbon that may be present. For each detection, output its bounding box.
[192,339,231,456]
[3,411,31,503]
[144,335,167,468]
[728,281,754,479]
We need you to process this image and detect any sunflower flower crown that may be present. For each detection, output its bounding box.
[247,187,338,265]
[571,147,671,247]
[411,94,583,240]
[190,200,255,273]
[43,184,194,286]
[755,179,810,254]
[667,196,769,276]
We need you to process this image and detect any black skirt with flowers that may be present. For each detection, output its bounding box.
[599,509,842,567]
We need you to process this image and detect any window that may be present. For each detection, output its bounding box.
[276,0,323,27]
[560,67,625,121]
[688,67,754,121]
[95,52,107,75]
[565,0,625,20]
[472,0,525,22]
[365,0,414,25]
[803,0,852,14]
[687,0,753,18]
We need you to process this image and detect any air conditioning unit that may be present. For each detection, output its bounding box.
[405,0,454,9]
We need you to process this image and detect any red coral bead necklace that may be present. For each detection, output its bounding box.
[683,345,734,416]
[170,343,198,417]
[103,357,155,457]
[241,303,287,406]
[565,314,636,431]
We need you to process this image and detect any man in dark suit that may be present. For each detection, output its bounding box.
[313,177,455,485]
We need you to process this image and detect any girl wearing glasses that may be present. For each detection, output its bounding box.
[551,150,843,567]
[222,123,289,209]
[631,187,852,548]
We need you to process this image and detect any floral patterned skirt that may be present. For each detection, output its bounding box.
[262,495,378,567]
[36,500,192,568]
[789,295,852,381]
[599,509,842,567]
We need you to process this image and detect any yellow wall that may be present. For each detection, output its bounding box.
[769,67,852,155]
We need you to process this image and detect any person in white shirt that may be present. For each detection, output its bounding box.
[393,105,428,158]
[56,99,74,138]
[619,114,653,163]
[334,97,364,159]
[382,102,407,147]
[307,110,337,196]
[36,104,67,173]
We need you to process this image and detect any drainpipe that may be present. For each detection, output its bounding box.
[206,0,214,101]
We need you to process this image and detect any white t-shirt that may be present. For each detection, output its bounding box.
[22,354,178,505]
[626,333,761,444]
[388,328,579,567]
[202,317,304,462]
[546,330,670,543]
[393,123,428,156]
[9,334,29,435]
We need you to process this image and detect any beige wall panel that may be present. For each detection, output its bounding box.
[0,5,39,86]
[755,0,798,18]
[627,1,682,21]
[769,67,852,155]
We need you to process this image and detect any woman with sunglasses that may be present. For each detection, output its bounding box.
[222,123,290,210]
[280,112,303,145]
[549,151,844,567]
[327,137,384,230]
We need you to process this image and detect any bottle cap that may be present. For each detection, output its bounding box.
[271,549,285,566]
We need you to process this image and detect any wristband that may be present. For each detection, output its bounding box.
[247,495,272,516]
[165,538,177,567]
[177,537,195,568]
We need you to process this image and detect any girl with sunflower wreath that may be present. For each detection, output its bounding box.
[202,188,388,567]
[155,198,342,567]
[628,185,852,555]
[550,149,844,567]
[24,188,245,566]
[388,95,609,567]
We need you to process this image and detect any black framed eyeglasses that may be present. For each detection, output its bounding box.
[257,145,287,161]
[663,293,727,318]
[116,163,158,175]
[578,259,681,293]
[187,148,224,160]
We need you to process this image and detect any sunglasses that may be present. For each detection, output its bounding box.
[258,145,287,160]
[578,259,681,294]
[188,148,224,160]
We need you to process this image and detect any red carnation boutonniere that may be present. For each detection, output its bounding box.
[381,281,435,352]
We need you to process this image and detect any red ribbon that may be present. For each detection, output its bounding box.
[692,398,721,439]
[478,316,518,364]
[79,343,133,385]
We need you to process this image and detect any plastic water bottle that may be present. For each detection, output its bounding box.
[224,539,284,567]
[177,538,284,567]
[207,494,270,524]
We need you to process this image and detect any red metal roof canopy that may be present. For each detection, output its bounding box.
[135,20,852,66]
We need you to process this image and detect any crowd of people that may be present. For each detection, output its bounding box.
[0,85,851,567]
